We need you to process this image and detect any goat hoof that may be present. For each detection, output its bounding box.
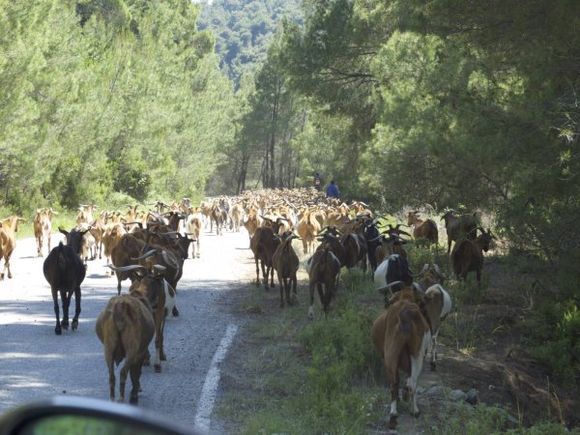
[172,307,179,317]
[402,387,410,401]
[411,410,421,418]
[160,354,167,361]
[129,396,138,405]
[430,361,437,371]
[72,320,79,331]
[154,364,162,373]
[388,415,398,430]
[60,321,69,330]
[54,327,62,335]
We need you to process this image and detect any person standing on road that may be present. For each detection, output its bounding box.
[313,172,322,191]
[326,180,340,198]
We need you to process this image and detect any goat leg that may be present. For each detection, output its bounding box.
[279,276,285,308]
[269,265,275,288]
[291,276,298,305]
[308,282,316,319]
[119,362,129,402]
[129,364,140,404]
[254,257,260,286]
[106,354,115,401]
[52,289,62,335]
[60,291,70,330]
[261,260,268,290]
[71,287,81,331]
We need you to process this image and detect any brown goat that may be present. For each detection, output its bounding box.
[0,216,25,279]
[250,226,280,289]
[307,245,342,319]
[296,210,321,254]
[406,211,438,245]
[371,287,431,429]
[452,228,494,284]
[96,293,155,404]
[109,265,176,373]
[441,210,478,254]
[185,211,202,258]
[272,232,300,307]
[33,208,57,257]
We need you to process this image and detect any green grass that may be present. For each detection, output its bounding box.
[220,244,577,433]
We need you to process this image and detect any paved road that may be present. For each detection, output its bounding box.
[0,228,253,433]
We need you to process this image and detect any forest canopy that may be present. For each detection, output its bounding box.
[0,0,234,210]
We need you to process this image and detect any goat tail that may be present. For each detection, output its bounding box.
[112,299,131,332]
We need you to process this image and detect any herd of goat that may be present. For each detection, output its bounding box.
[0,188,495,426]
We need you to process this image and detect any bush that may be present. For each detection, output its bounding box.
[525,301,580,384]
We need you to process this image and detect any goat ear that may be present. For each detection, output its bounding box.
[58,227,69,236]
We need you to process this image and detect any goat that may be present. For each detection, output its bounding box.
[229,203,244,232]
[110,234,146,294]
[423,284,452,370]
[131,245,183,317]
[371,287,432,429]
[374,254,413,296]
[185,210,202,258]
[211,202,228,235]
[307,245,341,319]
[76,204,97,225]
[0,216,26,279]
[95,293,155,404]
[375,234,408,266]
[362,218,381,271]
[406,211,438,245]
[103,222,127,274]
[272,232,300,307]
[441,210,478,254]
[110,264,176,373]
[340,230,368,271]
[43,227,89,334]
[296,210,321,254]
[250,226,280,289]
[33,208,57,257]
[242,210,260,243]
[452,227,494,284]
[77,223,96,262]
[314,227,346,266]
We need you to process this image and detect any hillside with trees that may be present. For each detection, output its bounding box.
[196,0,302,86]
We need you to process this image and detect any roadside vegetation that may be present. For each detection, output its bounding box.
[219,216,579,433]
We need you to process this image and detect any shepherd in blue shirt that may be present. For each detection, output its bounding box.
[326,180,340,198]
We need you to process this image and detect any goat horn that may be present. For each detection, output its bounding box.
[131,250,158,261]
[107,264,146,273]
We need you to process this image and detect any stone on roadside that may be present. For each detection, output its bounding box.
[449,389,467,402]
[466,388,479,405]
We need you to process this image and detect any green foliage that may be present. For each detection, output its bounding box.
[524,300,580,383]
[0,0,235,214]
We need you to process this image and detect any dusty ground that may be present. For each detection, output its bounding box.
[0,227,256,433]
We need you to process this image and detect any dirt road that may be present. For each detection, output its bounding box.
[0,228,254,433]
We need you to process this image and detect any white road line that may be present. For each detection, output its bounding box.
[194,324,238,434]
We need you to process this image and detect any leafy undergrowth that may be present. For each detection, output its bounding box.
[218,242,578,433]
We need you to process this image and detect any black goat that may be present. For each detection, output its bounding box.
[43,227,89,335]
